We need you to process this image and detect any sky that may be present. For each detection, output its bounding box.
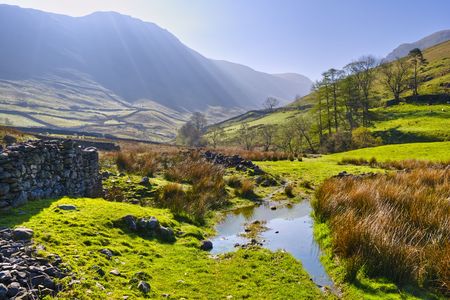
[1,0,450,80]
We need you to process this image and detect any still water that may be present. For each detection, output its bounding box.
[210,199,334,288]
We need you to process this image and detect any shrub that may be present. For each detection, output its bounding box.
[314,166,450,294]
[351,127,382,149]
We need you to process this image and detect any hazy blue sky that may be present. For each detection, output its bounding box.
[2,0,450,80]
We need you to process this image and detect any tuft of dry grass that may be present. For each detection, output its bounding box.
[238,179,256,199]
[314,166,450,294]
[284,183,295,198]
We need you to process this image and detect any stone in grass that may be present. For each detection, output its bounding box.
[139,177,150,185]
[158,226,175,242]
[99,248,114,259]
[137,281,151,294]
[12,227,34,241]
[200,240,213,251]
[110,269,121,276]
[57,204,77,211]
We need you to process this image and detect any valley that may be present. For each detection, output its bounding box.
[0,2,449,300]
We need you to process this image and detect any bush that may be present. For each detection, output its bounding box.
[351,127,382,149]
[321,131,352,153]
[314,166,450,294]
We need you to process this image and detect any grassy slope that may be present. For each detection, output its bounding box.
[0,198,323,300]
[257,141,450,299]
[212,41,450,143]
[0,75,189,142]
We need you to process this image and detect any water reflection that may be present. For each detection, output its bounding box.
[210,199,334,288]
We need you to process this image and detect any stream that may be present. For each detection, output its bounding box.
[210,198,335,290]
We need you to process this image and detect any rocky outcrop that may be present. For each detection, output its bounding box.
[0,227,67,299]
[0,140,102,210]
[203,151,264,175]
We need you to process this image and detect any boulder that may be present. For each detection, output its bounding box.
[12,228,33,241]
[57,204,77,211]
[200,240,213,251]
[139,177,150,185]
[137,281,151,294]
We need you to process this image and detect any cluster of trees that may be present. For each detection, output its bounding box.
[309,49,427,152]
[178,49,429,153]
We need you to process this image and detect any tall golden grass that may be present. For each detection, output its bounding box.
[314,166,450,294]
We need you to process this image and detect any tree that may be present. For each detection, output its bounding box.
[177,112,208,146]
[238,123,254,150]
[209,127,224,149]
[339,75,360,130]
[380,58,411,102]
[348,56,378,126]
[263,97,280,112]
[292,116,316,153]
[191,112,208,132]
[312,81,324,144]
[408,48,427,97]
[326,68,344,131]
[259,124,276,151]
[320,72,332,134]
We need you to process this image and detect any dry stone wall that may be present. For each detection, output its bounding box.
[0,140,102,210]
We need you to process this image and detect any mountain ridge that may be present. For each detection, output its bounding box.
[0,4,312,112]
[385,29,450,61]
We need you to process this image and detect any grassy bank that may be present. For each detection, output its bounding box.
[0,197,323,299]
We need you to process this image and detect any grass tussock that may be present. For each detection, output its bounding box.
[314,166,450,295]
[238,179,256,199]
[284,183,295,197]
[157,155,227,223]
[108,151,159,177]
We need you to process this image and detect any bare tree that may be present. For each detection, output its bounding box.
[191,112,208,133]
[177,112,208,146]
[380,58,411,101]
[292,116,316,153]
[263,97,280,112]
[348,56,378,126]
[238,123,254,150]
[259,124,276,151]
[209,127,224,149]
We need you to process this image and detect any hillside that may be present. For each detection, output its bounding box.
[211,40,450,145]
[386,29,450,61]
[0,4,312,142]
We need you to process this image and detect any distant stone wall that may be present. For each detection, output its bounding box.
[0,140,102,210]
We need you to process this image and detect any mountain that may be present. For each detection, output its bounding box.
[0,5,311,113]
[385,29,450,61]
